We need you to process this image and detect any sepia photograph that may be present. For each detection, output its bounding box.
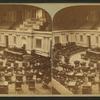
[0,3,100,96]
[0,4,52,96]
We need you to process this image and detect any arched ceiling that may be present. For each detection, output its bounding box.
[28,3,100,18]
[2,3,100,18]
[53,5,100,30]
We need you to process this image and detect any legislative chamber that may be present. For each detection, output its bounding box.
[0,4,52,95]
[52,6,100,95]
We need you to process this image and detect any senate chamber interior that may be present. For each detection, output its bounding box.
[0,4,52,95]
[52,6,100,95]
[0,4,100,96]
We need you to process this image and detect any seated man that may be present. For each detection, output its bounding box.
[87,71,96,83]
[74,60,80,67]
[16,71,23,83]
[5,71,12,83]
[36,70,43,83]
[26,70,33,83]
[42,75,50,89]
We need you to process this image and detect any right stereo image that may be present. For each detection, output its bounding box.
[52,5,100,95]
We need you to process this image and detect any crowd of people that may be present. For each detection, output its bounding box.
[0,46,51,94]
[53,42,100,94]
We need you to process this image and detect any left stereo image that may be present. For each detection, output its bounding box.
[0,4,52,96]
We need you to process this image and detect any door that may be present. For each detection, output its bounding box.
[22,37,27,50]
[87,36,91,48]
[50,39,52,57]
[55,36,60,44]
[5,36,9,48]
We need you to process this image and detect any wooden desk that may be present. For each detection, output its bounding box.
[67,81,78,93]
[56,66,63,72]
[90,67,96,72]
[67,81,76,87]
[67,72,74,76]
[82,82,92,94]
[88,73,95,77]
[0,81,8,94]
[75,73,83,76]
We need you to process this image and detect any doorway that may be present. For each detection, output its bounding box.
[50,39,52,57]
[22,44,26,50]
[5,36,9,48]
[87,36,91,48]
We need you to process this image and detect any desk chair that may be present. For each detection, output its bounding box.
[15,81,22,91]
[28,80,35,91]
